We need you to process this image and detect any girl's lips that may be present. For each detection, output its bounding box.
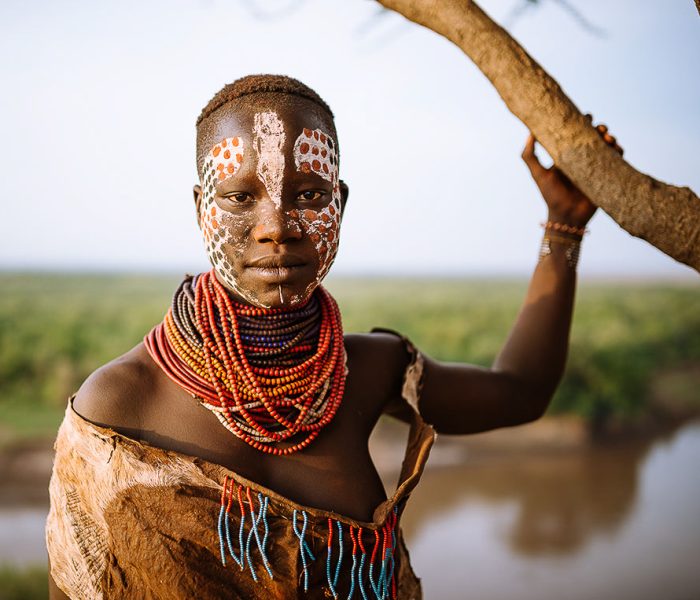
[246,265,308,283]
[247,254,307,268]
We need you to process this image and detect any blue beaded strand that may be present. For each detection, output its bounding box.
[238,499,247,571]
[257,493,274,579]
[217,505,227,566]
[358,551,369,600]
[347,546,357,600]
[378,536,389,600]
[225,508,244,569]
[334,520,344,589]
[326,519,345,598]
[368,536,380,599]
[245,492,266,582]
[293,510,315,592]
[326,546,337,598]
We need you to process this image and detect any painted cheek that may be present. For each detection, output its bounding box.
[298,208,340,274]
[285,212,303,236]
[293,127,343,284]
[199,136,267,306]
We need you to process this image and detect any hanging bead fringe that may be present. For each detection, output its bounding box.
[342,514,399,600]
[218,479,400,599]
[218,477,273,580]
[293,509,316,592]
[326,518,344,597]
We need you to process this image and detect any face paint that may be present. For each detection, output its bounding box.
[198,120,342,310]
[292,127,342,301]
[253,111,286,208]
[199,136,263,305]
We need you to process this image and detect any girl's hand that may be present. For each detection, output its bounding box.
[521,115,624,228]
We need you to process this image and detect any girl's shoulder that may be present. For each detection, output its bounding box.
[71,342,157,436]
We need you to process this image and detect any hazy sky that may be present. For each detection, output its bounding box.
[1,0,698,278]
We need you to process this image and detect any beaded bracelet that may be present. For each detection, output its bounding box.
[538,233,582,269]
[540,220,587,237]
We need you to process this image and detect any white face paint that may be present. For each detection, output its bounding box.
[292,127,342,302]
[253,111,286,208]
[199,136,265,306]
[198,119,343,309]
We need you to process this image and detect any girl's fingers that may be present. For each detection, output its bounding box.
[521,132,548,179]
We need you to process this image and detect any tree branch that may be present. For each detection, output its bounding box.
[377,0,700,271]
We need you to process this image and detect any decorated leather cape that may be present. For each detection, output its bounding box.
[46,332,436,599]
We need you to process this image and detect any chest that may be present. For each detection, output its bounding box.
[139,348,395,521]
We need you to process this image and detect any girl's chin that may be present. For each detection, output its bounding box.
[263,281,320,309]
[214,272,321,309]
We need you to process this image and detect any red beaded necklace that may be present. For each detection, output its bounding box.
[144,270,347,455]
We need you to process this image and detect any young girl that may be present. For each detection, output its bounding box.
[46,74,620,599]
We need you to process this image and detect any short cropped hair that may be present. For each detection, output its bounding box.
[196,74,334,126]
[195,74,338,176]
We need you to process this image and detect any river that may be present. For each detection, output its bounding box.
[1,419,699,599]
[399,419,700,599]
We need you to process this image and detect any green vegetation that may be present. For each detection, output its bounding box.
[0,273,178,443]
[1,273,698,443]
[0,565,47,600]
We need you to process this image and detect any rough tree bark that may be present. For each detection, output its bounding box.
[377,0,700,272]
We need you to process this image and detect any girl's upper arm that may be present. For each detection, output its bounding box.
[418,355,546,435]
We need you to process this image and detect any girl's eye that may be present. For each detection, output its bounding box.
[225,192,252,204]
[298,191,324,202]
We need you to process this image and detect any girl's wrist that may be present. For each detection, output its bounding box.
[541,218,587,239]
[538,229,583,269]
[546,211,590,227]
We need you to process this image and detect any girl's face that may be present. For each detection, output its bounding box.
[195,100,346,309]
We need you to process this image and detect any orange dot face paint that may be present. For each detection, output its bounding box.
[199,136,254,303]
[292,127,342,290]
[197,120,343,309]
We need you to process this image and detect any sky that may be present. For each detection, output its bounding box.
[1,0,698,278]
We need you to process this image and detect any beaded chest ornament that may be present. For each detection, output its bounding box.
[144,270,347,454]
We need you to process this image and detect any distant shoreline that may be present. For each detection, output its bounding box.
[0,269,697,284]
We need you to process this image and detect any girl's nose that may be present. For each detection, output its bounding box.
[252,202,302,245]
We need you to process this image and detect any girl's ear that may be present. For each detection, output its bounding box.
[339,180,349,215]
[193,185,203,228]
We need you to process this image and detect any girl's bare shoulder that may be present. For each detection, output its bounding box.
[71,342,157,435]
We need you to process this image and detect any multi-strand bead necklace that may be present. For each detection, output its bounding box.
[144,270,346,455]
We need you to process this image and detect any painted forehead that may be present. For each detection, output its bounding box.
[294,128,337,178]
[204,131,337,166]
[207,136,245,181]
[201,120,339,203]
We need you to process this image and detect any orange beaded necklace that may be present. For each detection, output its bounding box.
[144,270,347,455]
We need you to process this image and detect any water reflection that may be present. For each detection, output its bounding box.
[408,441,648,556]
[0,508,47,567]
[388,420,700,600]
